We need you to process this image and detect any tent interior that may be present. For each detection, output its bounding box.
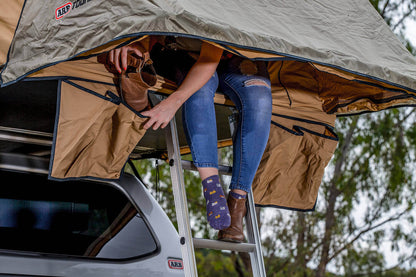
[0,78,234,160]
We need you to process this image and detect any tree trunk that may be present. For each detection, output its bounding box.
[232,252,246,277]
[315,117,358,277]
[239,252,252,274]
[256,207,262,232]
[296,212,308,276]
[315,185,338,277]
[236,207,259,274]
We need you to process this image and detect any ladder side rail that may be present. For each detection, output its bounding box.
[165,119,198,277]
[245,190,267,277]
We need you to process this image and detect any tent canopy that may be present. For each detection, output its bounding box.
[1,0,416,210]
[1,0,416,93]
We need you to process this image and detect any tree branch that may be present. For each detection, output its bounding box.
[395,108,416,128]
[362,183,391,226]
[333,117,359,184]
[392,7,416,31]
[350,249,416,276]
[306,240,324,264]
[381,0,391,18]
[328,209,409,262]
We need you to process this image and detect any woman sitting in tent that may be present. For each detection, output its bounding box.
[108,36,272,243]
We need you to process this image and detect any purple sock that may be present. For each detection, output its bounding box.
[202,175,231,230]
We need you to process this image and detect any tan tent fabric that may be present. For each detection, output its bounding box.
[252,118,338,210]
[251,60,338,210]
[50,79,147,179]
[2,0,416,94]
[0,0,24,66]
[26,37,179,95]
[40,38,414,208]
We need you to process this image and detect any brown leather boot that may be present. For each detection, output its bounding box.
[217,194,247,243]
[97,51,156,112]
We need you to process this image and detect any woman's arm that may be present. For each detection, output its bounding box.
[141,42,223,130]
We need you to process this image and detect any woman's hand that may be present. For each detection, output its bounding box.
[141,42,223,130]
[141,94,184,130]
[108,42,145,73]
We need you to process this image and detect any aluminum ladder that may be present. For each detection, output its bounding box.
[164,117,266,277]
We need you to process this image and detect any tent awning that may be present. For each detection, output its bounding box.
[1,0,416,94]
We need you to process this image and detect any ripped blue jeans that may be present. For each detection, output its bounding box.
[182,56,272,193]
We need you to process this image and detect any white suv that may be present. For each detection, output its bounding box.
[0,152,184,277]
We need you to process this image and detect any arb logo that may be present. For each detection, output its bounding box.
[168,259,184,270]
[55,2,72,20]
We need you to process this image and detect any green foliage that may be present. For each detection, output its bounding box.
[195,249,249,277]
[342,248,384,276]
[262,108,416,276]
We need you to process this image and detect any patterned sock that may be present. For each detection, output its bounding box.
[202,175,231,230]
[229,191,247,200]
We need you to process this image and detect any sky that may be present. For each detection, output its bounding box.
[406,20,416,46]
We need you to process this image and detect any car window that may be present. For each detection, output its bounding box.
[0,170,158,260]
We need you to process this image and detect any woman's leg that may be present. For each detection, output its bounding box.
[219,57,272,194]
[151,45,230,229]
[217,57,272,242]
[170,61,220,178]
[182,72,219,171]
[182,72,231,230]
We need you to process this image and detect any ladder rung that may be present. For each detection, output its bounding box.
[193,238,255,252]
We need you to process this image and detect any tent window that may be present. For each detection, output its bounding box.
[0,170,158,260]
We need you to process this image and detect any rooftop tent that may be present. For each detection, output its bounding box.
[1,0,416,211]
